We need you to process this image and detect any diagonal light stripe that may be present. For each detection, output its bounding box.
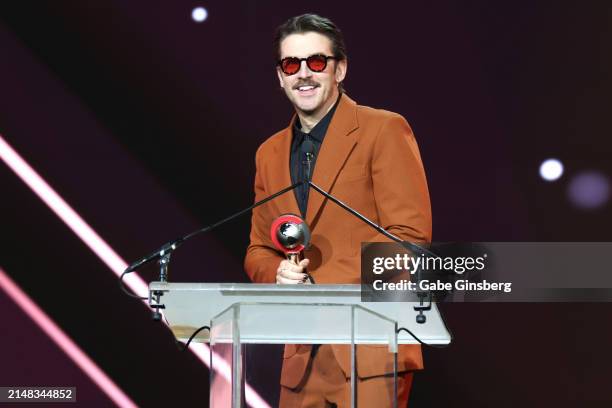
[0,267,138,408]
[0,135,146,294]
[0,134,271,408]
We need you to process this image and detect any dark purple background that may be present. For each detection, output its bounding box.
[1,1,611,407]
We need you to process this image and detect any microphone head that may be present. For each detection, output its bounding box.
[302,139,314,155]
[270,214,311,255]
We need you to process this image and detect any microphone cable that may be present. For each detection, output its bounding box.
[119,270,148,300]
[175,325,211,352]
[396,304,454,348]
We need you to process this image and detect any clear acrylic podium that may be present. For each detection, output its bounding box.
[149,283,451,408]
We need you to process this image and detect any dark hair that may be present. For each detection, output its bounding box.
[274,14,347,91]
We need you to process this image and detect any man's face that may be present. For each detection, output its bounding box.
[277,32,347,116]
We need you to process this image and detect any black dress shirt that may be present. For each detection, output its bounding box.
[290,94,342,218]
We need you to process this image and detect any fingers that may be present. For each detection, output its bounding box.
[278,268,306,281]
[280,259,308,273]
[276,274,304,284]
[276,258,310,284]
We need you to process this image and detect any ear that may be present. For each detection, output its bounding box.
[335,58,347,84]
[276,67,285,88]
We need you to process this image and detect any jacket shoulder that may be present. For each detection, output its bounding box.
[355,103,407,124]
[354,104,413,142]
[255,127,288,158]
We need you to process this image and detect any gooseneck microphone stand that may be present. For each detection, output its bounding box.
[306,180,436,323]
[123,181,304,275]
[122,181,304,320]
[123,176,437,323]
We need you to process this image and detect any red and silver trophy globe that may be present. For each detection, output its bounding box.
[270,214,311,264]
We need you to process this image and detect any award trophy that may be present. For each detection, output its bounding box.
[270,214,314,283]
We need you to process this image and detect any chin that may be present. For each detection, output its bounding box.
[296,100,323,115]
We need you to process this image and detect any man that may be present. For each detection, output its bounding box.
[245,14,432,407]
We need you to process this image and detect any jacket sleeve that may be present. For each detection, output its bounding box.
[244,146,285,283]
[371,113,432,244]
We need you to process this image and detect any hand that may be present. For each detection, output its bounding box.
[276,259,310,284]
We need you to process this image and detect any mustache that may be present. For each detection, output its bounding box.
[293,81,320,90]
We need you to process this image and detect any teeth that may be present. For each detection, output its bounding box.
[299,86,315,91]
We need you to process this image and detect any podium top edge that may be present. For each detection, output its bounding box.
[148,282,362,293]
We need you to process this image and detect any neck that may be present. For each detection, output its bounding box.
[296,90,340,133]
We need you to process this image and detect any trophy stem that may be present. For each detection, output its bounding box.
[287,253,300,265]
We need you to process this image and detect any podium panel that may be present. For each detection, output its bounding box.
[209,303,399,408]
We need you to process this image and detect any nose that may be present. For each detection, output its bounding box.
[297,60,312,78]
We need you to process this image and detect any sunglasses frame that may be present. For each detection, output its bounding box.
[277,54,337,76]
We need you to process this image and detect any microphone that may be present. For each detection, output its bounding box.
[121,179,306,320]
[123,181,304,275]
[302,138,315,182]
[124,239,181,274]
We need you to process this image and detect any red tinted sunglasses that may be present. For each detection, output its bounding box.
[278,54,337,76]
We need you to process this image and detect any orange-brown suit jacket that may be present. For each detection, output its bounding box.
[244,94,432,389]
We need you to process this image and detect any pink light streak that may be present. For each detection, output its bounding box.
[0,134,271,408]
[0,267,138,408]
[0,135,145,294]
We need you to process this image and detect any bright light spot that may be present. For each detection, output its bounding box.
[567,171,610,210]
[539,158,564,181]
[192,7,208,23]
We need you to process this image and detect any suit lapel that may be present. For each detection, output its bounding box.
[306,94,359,226]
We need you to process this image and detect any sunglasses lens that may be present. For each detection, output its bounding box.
[281,58,300,75]
[307,55,327,72]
